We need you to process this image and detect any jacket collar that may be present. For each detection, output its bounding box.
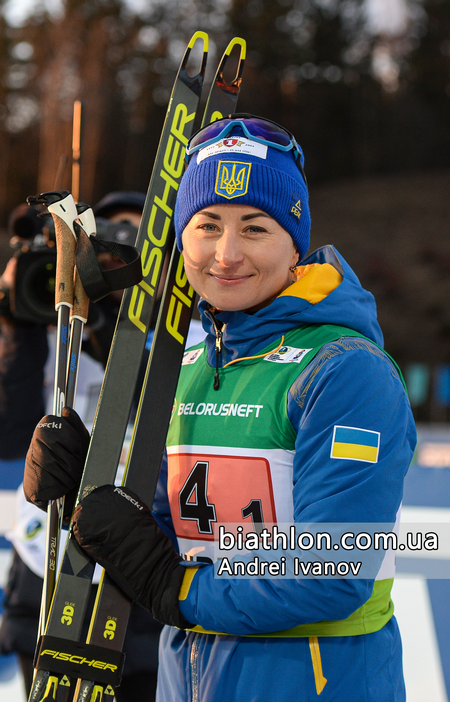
[198,245,383,367]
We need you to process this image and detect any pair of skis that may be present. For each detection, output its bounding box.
[29,31,246,702]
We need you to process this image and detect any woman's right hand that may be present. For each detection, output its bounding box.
[24,407,90,519]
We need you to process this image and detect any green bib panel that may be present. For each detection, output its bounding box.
[168,324,396,637]
[168,324,365,451]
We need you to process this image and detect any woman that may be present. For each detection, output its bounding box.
[25,116,416,701]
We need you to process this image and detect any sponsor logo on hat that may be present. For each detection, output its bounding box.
[290,193,302,220]
[197,137,267,163]
[215,161,252,199]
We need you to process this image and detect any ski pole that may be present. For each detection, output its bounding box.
[27,190,79,638]
[72,100,83,204]
[65,205,94,408]
[66,95,89,407]
[53,154,69,190]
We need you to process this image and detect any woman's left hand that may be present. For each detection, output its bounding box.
[72,484,193,628]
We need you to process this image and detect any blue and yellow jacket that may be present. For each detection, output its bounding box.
[153,245,416,702]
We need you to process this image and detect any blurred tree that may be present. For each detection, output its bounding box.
[225,0,383,179]
[0,7,11,218]
[0,9,42,220]
[405,0,450,167]
[0,0,170,211]
[18,0,159,204]
[408,0,450,101]
[0,0,450,217]
[0,0,234,211]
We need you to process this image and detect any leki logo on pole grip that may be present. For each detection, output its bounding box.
[128,103,196,333]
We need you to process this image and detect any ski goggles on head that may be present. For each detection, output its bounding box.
[185,113,307,185]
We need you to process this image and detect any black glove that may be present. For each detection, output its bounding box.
[24,407,90,519]
[72,484,193,629]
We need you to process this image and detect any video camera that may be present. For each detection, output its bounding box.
[8,217,138,325]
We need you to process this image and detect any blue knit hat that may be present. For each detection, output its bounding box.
[174,127,310,261]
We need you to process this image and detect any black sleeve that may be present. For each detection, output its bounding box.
[0,318,48,459]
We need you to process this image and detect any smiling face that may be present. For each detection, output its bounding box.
[181,204,298,313]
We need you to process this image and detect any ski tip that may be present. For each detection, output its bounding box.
[225,37,246,60]
[182,31,208,89]
[188,31,209,52]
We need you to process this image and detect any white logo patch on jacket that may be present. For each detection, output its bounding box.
[264,346,312,364]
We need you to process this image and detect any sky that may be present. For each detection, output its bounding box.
[364,0,411,36]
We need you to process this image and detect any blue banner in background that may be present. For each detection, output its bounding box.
[435,367,450,407]
[404,364,430,407]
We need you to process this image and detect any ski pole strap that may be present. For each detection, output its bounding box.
[75,225,143,302]
[34,635,125,687]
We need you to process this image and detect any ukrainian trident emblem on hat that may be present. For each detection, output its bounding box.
[215,161,252,199]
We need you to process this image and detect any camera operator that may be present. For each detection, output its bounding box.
[0,205,48,478]
[0,192,205,700]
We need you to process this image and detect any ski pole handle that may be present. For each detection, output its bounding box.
[52,220,78,312]
[26,191,78,310]
[65,205,94,408]
[72,204,94,324]
[47,194,78,416]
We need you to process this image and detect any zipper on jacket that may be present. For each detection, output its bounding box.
[190,633,200,702]
[213,327,222,391]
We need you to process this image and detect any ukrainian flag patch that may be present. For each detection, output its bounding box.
[331,426,380,463]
